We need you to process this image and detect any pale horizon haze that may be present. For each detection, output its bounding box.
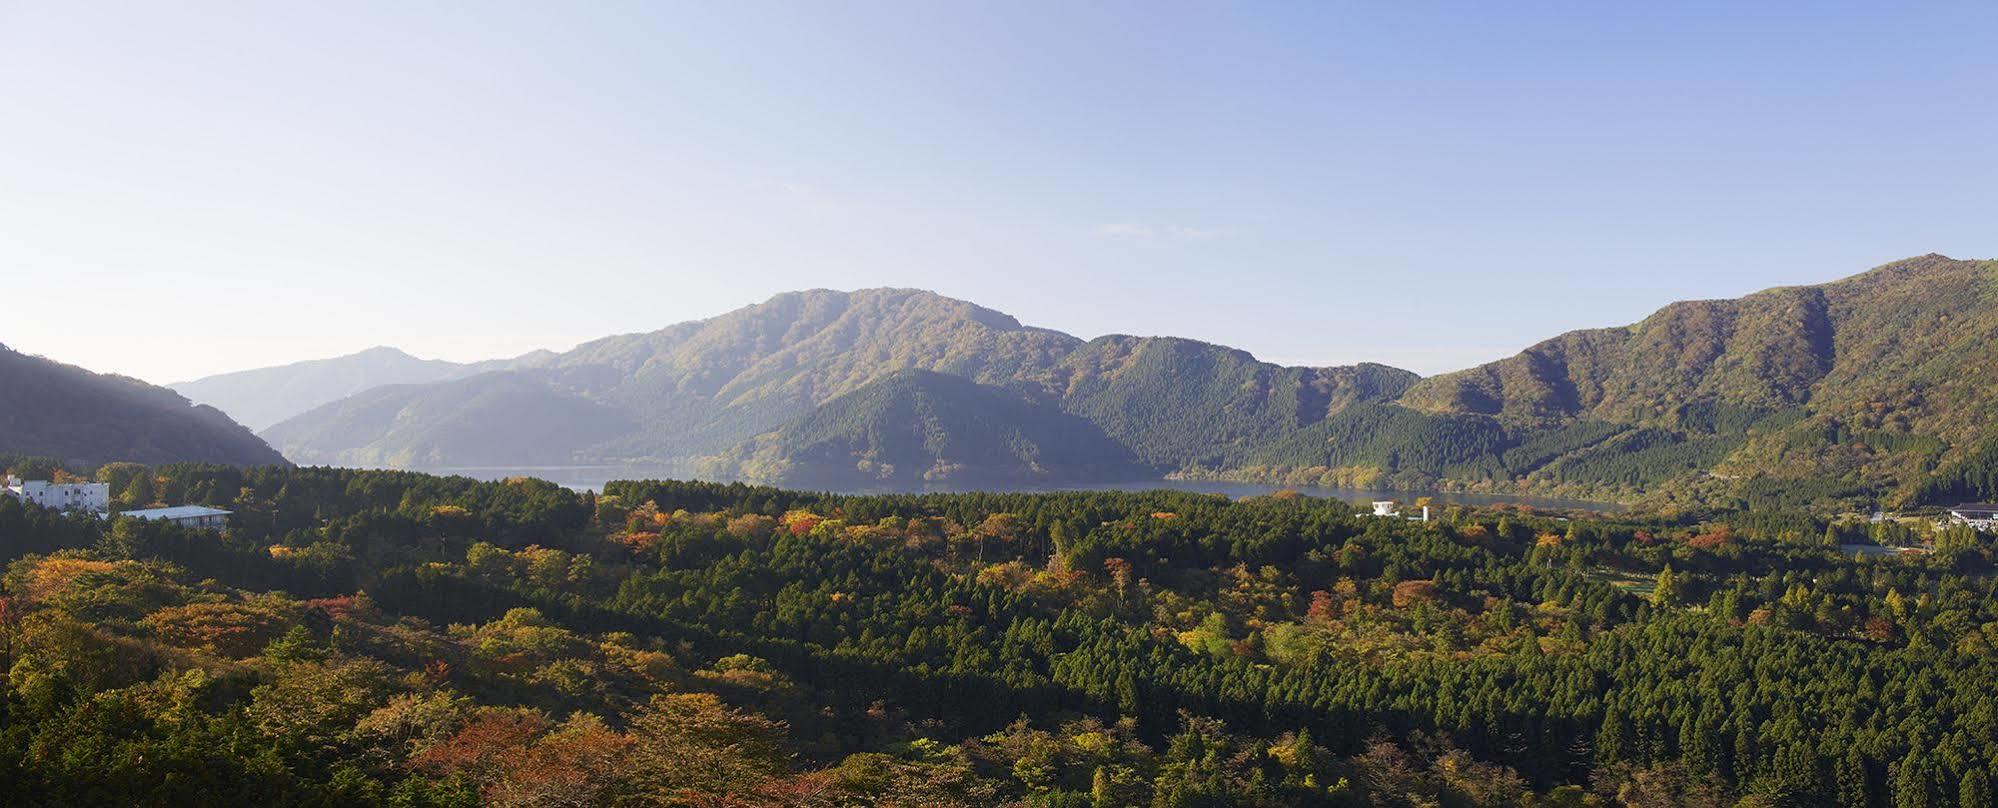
[2,2,1993,385]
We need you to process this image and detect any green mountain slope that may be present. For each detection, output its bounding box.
[0,344,288,468]
[1290,254,1998,508]
[1052,336,1418,469]
[702,369,1143,487]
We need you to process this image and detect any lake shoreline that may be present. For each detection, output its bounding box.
[403,464,1622,513]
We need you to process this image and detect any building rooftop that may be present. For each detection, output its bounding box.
[120,506,233,520]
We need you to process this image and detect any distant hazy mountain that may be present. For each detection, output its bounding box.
[703,369,1144,487]
[169,346,521,431]
[257,369,636,468]
[0,344,287,469]
[264,288,1407,485]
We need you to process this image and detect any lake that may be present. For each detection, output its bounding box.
[411,464,1620,512]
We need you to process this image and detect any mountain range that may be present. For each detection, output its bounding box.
[1385,253,1998,509]
[252,288,1418,484]
[0,344,287,470]
[168,346,540,431]
[170,254,1998,509]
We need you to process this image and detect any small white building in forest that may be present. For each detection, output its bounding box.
[1368,500,1433,522]
[4,476,110,514]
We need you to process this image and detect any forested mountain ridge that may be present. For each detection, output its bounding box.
[0,344,288,468]
[701,369,1144,487]
[263,288,1411,483]
[1050,336,1419,469]
[1338,254,1998,508]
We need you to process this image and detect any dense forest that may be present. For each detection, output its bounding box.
[2,460,1995,806]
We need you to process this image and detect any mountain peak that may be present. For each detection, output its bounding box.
[785,287,1029,331]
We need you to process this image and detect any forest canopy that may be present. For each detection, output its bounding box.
[0,463,1994,806]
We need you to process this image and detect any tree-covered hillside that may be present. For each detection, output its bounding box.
[1218,255,1998,511]
[1053,336,1418,469]
[2,463,1996,806]
[1372,254,1998,509]
[703,369,1143,488]
[0,344,287,469]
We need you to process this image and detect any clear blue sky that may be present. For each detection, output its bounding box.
[2,1,1992,384]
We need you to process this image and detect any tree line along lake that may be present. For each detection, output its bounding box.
[407,464,1621,512]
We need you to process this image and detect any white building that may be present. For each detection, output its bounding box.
[4,476,110,514]
[1948,504,1998,531]
[120,505,232,531]
[1368,500,1432,522]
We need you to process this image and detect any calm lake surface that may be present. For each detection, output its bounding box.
[414,464,1620,512]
